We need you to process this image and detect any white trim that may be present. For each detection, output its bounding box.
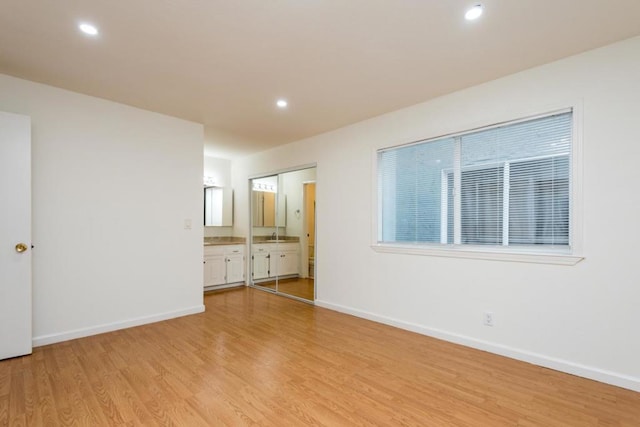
[248,162,317,180]
[315,300,640,393]
[371,243,583,265]
[377,108,573,153]
[32,305,205,347]
[373,149,383,242]
[569,101,584,255]
[453,137,461,245]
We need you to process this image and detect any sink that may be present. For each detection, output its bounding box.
[264,239,288,243]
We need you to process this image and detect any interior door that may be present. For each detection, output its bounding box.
[0,111,32,360]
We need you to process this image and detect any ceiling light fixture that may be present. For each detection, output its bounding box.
[465,4,484,21]
[78,23,99,36]
[276,99,288,108]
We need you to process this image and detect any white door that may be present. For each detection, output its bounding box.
[0,111,32,360]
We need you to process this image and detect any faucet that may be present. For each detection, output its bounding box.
[271,231,277,240]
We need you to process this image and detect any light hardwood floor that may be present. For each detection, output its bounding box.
[1,287,639,426]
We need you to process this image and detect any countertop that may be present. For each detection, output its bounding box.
[203,237,246,246]
[252,236,300,244]
[204,236,300,246]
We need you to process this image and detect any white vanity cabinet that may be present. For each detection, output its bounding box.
[251,242,300,281]
[270,243,300,277]
[204,244,245,288]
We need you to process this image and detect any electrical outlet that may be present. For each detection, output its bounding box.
[483,311,494,327]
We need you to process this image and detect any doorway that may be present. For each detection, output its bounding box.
[303,182,316,280]
[249,166,316,302]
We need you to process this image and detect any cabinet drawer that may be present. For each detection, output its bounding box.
[204,244,245,256]
[252,244,273,253]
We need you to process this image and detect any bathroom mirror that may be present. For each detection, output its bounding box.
[252,191,277,227]
[204,186,233,226]
[251,176,285,227]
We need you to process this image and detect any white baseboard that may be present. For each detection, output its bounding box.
[32,305,205,347]
[315,299,640,393]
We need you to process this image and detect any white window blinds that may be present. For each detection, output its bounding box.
[378,111,572,249]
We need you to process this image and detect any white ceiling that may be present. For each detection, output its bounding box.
[2,1,640,158]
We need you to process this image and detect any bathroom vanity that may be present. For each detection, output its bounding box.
[203,238,246,290]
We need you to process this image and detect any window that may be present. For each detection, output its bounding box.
[377,111,573,254]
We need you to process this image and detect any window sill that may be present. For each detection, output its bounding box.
[371,243,584,266]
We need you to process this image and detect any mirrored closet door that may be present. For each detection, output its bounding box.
[250,167,316,302]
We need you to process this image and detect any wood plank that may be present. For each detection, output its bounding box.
[0,287,639,426]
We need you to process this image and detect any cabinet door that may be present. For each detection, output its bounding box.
[253,252,270,280]
[279,251,299,276]
[204,255,226,287]
[226,253,244,283]
[269,251,281,278]
[270,251,297,277]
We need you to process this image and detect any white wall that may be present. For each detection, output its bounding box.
[231,36,640,391]
[204,155,231,187]
[0,74,205,345]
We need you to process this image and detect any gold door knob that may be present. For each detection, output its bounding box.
[15,243,28,253]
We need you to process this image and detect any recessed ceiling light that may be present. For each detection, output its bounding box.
[276,99,288,108]
[465,4,484,21]
[79,23,99,36]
